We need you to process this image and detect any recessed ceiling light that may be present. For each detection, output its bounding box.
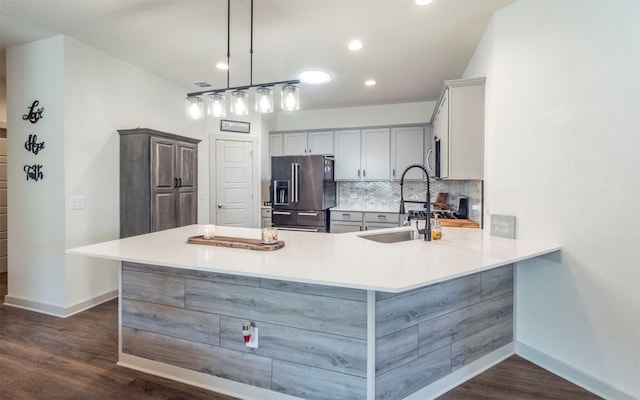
[415,0,434,5]
[297,70,333,85]
[348,39,364,51]
[216,62,229,70]
[365,79,377,86]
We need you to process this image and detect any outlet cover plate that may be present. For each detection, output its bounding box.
[490,214,516,238]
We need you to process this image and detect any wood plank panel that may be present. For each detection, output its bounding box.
[122,298,220,346]
[375,326,418,376]
[122,327,272,389]
[272,359,366,400]
[260,279,367,301]
[121,268,185,308]
[186,279,367,339]
[418,292,513,356]
[481,264,513,300]
[376,346,451,400]
[376,274,482,338]
[451,319,513,371]
[220,316,367,377]
[123,262,261,288]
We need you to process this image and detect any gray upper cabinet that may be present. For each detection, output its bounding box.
[390,125,425,180]
[119,128,200,238]
[278,130,334,156]
[432,78,485,180]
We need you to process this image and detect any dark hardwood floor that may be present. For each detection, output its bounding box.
[0,272,601,400]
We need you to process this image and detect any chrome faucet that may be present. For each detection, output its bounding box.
[399,164,431,241]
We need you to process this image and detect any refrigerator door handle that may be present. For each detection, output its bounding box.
[294,163,300,203]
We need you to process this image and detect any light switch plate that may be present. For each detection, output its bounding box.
[490,214,516,238]
[69,196,85,210]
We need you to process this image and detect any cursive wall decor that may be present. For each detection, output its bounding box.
[22,100,46,181]
[25,134,45,155]
[22,100,45,124]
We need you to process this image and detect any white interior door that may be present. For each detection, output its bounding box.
[215,139,254,227]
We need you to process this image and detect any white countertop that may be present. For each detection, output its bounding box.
[67,225,560,293]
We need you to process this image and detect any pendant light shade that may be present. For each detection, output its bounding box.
[281,84,300,111]
[207,93,226,117]
[255,87,274,113]
[184,0,306,117]
[186,96,204,120]
[230,90,249,116]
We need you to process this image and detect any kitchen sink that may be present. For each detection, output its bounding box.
[358,230,417,243]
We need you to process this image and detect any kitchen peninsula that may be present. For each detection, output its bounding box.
[68,225,560,400]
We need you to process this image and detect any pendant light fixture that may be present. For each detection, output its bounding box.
[186,0,300,119]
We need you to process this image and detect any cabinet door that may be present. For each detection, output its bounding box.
[363,222,398,231]
[434,89,450,179]
[308,131,334,155]
[448,83,484,179]
[283,132,308,155]
[270,133,283,157]
[391,126,425,180]
[361,128,390,180]
[150,137,178,232]
[334,130,361,180]
[176,141,198,227]
[330,221,362,233]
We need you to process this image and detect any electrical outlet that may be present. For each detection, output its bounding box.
[246,327,259,348]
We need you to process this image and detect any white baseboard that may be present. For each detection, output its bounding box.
[3,289,118,318]
[516,341,638,400]
[118,345,515,400]
[118,353,303,400]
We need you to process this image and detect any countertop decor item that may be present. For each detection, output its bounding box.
[187,235,284,251]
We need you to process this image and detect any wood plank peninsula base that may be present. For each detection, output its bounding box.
[119,261,513,400]
[69,224,559,400]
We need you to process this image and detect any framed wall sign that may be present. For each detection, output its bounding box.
[220,120,250,133]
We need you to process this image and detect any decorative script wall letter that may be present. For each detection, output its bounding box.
[22,100,45,124]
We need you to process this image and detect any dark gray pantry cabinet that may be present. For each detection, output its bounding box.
[118,128,200,238]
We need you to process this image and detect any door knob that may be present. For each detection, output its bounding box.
[217,204,224,209]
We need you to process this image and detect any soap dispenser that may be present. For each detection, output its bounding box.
[431,215,442,240]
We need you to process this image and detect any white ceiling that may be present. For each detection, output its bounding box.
[0,0,512,111]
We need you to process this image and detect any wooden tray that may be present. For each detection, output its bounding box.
[187,235,285,251]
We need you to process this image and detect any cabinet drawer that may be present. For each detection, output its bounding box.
[297,210,326,227]
[363,212,399,224]
[261,208,272,218]
[331,211,363,221]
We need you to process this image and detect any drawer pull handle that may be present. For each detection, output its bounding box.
[273,211,292,215]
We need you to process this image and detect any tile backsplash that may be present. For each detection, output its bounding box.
[337,180,483,223]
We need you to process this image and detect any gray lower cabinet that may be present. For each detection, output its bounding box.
[330,210,400,233]
[330,211,363,233]
[119,128,201,238]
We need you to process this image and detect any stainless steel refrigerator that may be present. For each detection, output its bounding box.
[271,155,336,232]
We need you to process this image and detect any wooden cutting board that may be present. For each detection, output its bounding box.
[187,235,285,251]
[434,219,480,228]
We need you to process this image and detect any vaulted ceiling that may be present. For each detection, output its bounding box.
[0,0,512,110]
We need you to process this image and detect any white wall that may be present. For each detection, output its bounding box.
[464,1,640,398]
[7,36,67,311]
[6,36,208,315]
[275,101,436,131]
